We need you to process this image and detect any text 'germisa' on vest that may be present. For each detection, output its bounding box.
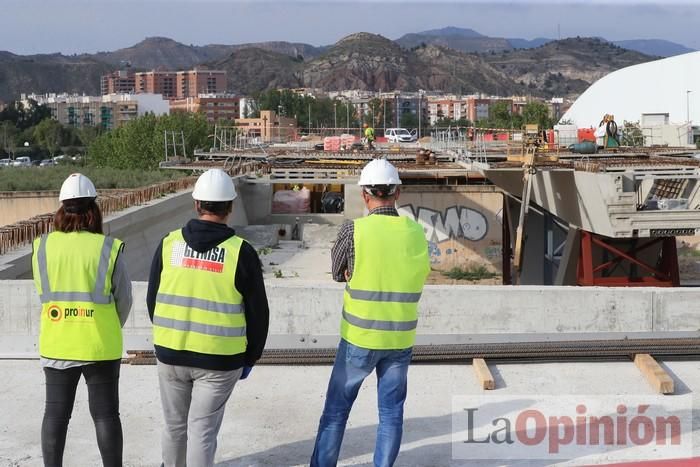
[153,229,248,356]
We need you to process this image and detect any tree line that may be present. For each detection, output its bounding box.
[0,100,101,159]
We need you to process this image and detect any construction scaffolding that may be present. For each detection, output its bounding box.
[163,130,187,164]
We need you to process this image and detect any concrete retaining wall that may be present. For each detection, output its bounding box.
[0,179,250,282]
[0,190,198,282]
[398,186,503,273]
[0,192,60,226]
[1,281,698,357]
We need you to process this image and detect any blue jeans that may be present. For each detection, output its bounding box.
[311,339,413,467]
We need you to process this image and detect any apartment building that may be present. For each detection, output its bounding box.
[101,70,136,95]
[135,71,178,98]
[22,93,169,130]
[170,94,240,123]
[428,99,468,125]
[134,69,226,100]
[235,110,297,142]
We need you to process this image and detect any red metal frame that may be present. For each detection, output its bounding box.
[577,231,680,287]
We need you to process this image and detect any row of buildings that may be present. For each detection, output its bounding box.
[18,67,570,135]
[101,68,226,99]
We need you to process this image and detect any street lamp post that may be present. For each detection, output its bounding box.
[277,105,282,142]
[418,91,423,140]
[687,90,693,145]
[334,102,337,135]
[383,99,386,132]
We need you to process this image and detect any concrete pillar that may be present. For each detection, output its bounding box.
[237,183,272,224]
[343,184,364,220]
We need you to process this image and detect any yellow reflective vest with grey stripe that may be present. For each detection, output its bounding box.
[341,214,430,350]
[32,232,124,361]
[153,230,247,356]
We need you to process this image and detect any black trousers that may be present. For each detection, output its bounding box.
[42,360,123,467]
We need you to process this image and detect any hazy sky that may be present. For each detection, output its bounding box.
[2,0,699,54]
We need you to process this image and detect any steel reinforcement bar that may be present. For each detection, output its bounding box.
[124,337,700,365]
[0,177,196,256]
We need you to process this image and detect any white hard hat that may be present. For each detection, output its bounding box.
[358,158,402,186]
[192,169,237,201]
[59,173,97,201]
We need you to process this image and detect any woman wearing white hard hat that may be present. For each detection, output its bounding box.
[32,173,132,466]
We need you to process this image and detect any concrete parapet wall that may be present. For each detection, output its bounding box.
[0,190,198,281]
[1,281,698,358]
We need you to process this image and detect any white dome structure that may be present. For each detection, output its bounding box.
[561,51,700,128]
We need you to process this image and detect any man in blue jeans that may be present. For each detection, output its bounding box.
[311,159,430,467]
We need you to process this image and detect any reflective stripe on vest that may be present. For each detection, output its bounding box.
[345,285,422,304]
[341,215,430,350]
[156,292,243,314]
[342,309,418,331]
[33,232,123,361]
[153,230,247,356]
[36,234,115,304]
[153,316,247,337]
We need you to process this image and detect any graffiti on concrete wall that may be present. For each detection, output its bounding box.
[398,204,489,244]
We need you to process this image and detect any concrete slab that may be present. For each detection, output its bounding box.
[0,360,698,466]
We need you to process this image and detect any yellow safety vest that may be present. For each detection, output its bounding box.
[341,215,430,350]
[364,127,375,141]
[153,230,247,356]
[32,232,124,361]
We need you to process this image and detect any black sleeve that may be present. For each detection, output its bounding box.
[235,241,270,367]
[146,239,164,322]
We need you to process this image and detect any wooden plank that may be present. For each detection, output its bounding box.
[634,354,674,394]
[473,358,496,390]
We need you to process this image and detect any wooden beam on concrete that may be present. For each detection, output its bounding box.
[473,358,496,390]
[634,354,674,394]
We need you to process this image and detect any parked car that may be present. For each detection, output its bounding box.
[0,158,11,167]
[40,159,57,167]
[12,156,32,167]
[384,128,417,143]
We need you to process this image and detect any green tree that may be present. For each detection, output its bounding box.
[33,119,64,156]
[490,101,513,128]
[522,101,553,129]
[88,113,211,170]
[1,121,18,156]
[621,121,643,147]
[0,100,52,130]
[399,112,418,129]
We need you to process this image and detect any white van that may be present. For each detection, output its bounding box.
[384,128,417,143]
[12,156,32,167]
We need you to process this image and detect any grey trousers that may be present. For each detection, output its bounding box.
[157,361,243,467]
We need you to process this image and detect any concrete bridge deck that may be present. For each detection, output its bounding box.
[1,359,698,466]
[1,282,699,465]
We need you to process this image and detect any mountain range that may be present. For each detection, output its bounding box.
[0,27,692,102]
[394,27,695,58]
